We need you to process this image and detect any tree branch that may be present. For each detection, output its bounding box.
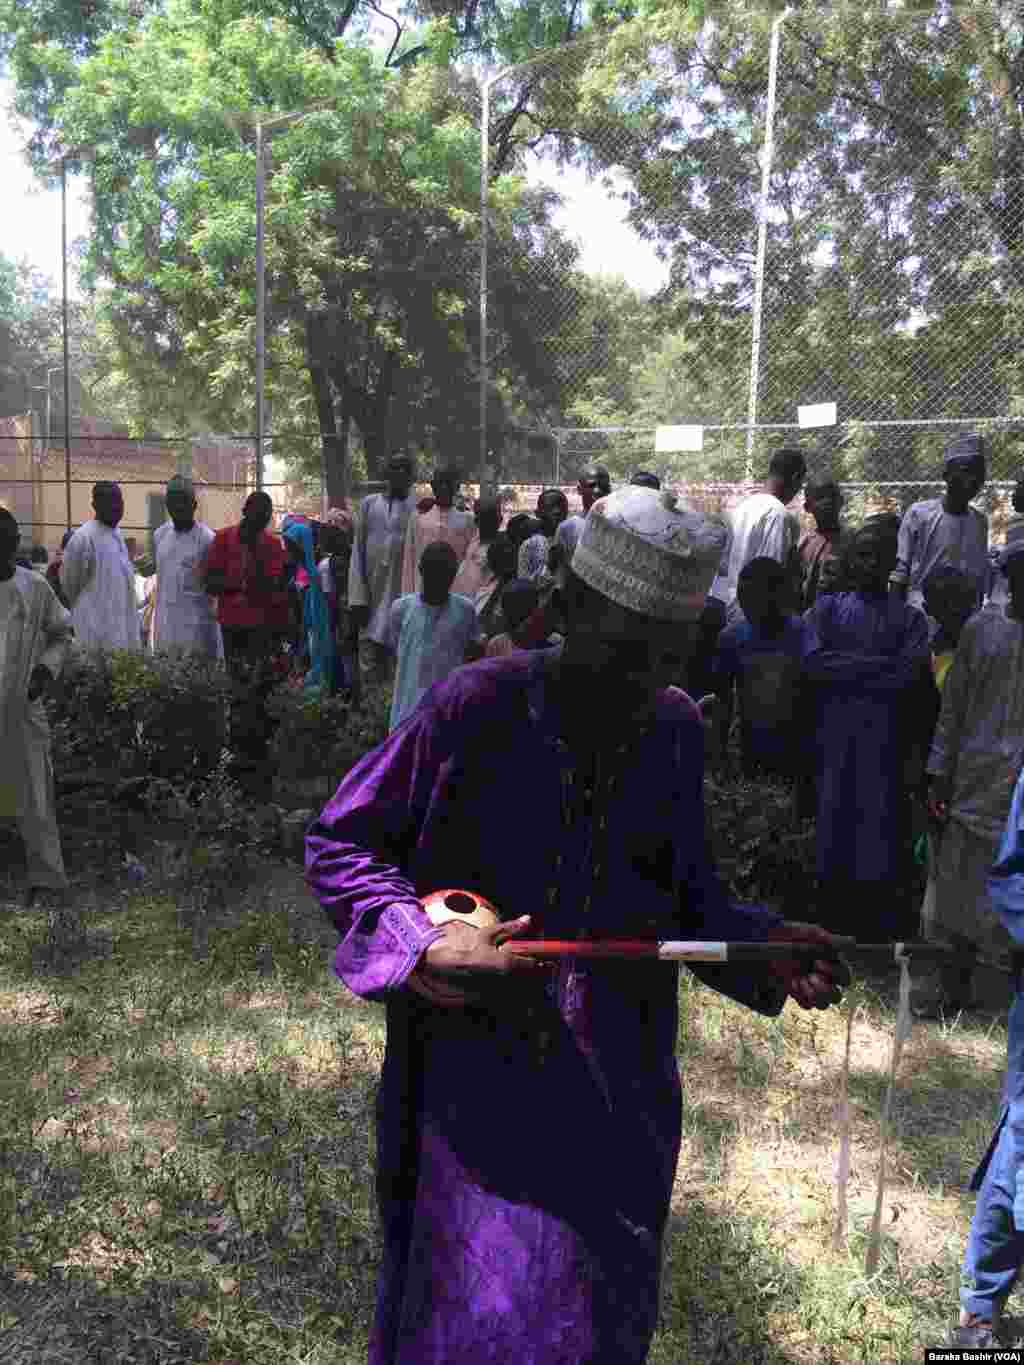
[366,0,404,69]
[787,29,948,163]
[490,71,544,175]
[334,0,361,41]
[283,0,337,63]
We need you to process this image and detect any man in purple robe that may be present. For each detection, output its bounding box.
[307,486,852,1365]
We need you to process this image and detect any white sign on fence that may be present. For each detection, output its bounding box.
[798,402,838,429]
[655,425,705,453]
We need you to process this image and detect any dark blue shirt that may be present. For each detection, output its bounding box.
[714,614,810,776]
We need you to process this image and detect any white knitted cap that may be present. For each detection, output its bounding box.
[571,487,729,623]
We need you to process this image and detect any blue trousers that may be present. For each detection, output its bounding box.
[961,979,1024,1319]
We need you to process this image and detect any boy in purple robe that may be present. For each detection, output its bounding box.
[306,486,852,1365]
[712,556,809,780]
[803,519,932,941]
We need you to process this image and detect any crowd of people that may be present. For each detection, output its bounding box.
[4,433,1024,1353]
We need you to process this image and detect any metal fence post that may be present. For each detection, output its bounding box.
[480,76,493,501]
[61,156,73,531]
[745,8,789,481]
[255,120,265,491]
[480,68,511,502]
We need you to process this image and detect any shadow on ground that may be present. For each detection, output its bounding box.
[652,1201,806,1364]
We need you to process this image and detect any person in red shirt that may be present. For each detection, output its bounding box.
[204,491,291,788]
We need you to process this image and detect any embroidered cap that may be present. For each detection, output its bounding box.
[944,432,987,469]
[571,487,729,623]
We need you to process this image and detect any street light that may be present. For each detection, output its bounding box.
[222,102,334,491]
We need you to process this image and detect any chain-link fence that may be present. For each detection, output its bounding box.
[479,4,1024,531]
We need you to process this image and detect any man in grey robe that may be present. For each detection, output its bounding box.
[347,453,417,685]
[0,509,74,907]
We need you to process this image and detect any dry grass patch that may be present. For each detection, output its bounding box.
[0,838,1018,1364]
[658,968,1014,1363]
[0,869,381,1363]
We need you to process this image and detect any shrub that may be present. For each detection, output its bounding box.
[50,648,230,784]
[266,682,391,786]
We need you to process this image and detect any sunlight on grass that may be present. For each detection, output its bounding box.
[0,873,1018,1363]
[666,970,1012,1362]
[0,884,382,1362]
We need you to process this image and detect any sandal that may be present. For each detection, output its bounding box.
[948,1312,998,1348]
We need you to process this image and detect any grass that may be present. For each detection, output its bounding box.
[0,773,1018,1363]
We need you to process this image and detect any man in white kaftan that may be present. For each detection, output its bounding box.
[151,477,223,661]
[399,467,475,597]
[709,448,806,624]
[347,453,417,684]
[891,434,990,610]
[0,510,73,901]
[60,482,141,652]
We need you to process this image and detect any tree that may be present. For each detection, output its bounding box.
[0,256,79,423]
[40,0,594,498]
[543,1,1024,480]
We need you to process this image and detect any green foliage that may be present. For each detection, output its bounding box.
[13,0,1024,493]
[51,648,230,782]
[0,252,21,324]
[27,0,592,490]
[267,679,390,783]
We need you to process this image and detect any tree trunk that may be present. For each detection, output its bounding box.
[362,425,391,481]
[307,319,352,503]
[325,411,350,505]
[335,351,396,482]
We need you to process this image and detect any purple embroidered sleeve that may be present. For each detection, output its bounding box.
[305,708,449,1000]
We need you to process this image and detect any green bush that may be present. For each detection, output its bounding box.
[48,648,391,800]
[50,648,230,783]
[267,682,391,785]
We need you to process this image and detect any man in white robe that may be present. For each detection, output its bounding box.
[0,509,73,906]
[60,481,141,652]
[890,434,990,610]
[708,447,806,624]
[152,476,223,661]
[347,452,417,684]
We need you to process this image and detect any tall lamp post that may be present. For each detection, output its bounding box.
[223,103,334,493]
